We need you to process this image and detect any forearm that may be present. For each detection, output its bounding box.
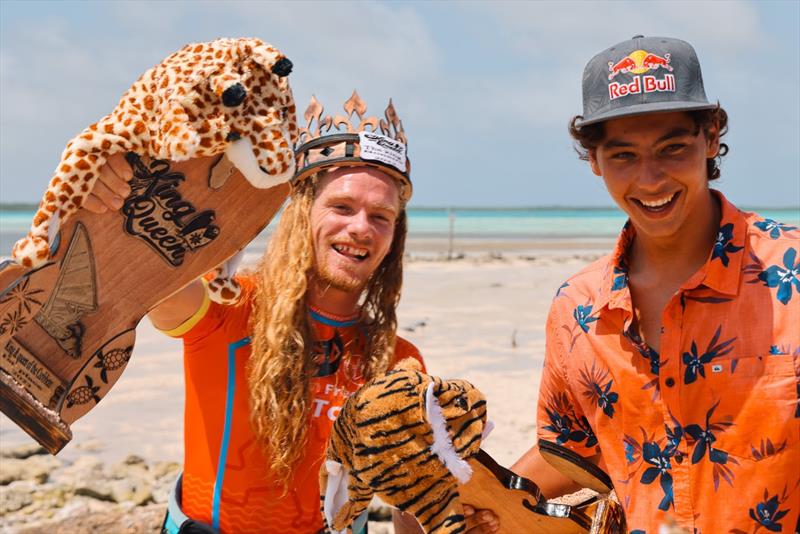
[147,279,206,331]
[511,444,585,499]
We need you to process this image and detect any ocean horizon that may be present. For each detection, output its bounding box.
[2,205,798,254]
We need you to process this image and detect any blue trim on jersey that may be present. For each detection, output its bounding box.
[211,336,251,529]
[309,308,358,327]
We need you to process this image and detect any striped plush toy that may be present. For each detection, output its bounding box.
[321,359,492,534]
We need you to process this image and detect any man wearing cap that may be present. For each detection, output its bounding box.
[88,92,499,534]
[513,36,799,531]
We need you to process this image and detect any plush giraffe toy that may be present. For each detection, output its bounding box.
[12,37,298,304]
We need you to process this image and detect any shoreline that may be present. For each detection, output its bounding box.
[0,247,598,465]
[0,245,601,531]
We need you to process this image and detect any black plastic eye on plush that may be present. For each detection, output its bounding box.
[271,57,293,77]
[222,83,247,107]
[454,396,468,410]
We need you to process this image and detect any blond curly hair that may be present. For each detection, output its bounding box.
[247,175,407,487]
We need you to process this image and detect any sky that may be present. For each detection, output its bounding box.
[1,0,798,208]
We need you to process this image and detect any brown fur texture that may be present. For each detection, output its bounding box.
[321,359,488,533]
[12,37,297,307]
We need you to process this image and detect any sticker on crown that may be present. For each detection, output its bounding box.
[358,132,406,172]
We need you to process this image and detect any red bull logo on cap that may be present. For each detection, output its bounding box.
[607,49,675,101]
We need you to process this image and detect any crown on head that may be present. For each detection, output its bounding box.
[293,90,411,201]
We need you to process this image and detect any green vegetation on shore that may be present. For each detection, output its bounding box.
[1,203,38,212]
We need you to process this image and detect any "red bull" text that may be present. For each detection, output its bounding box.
[609,74,675,100]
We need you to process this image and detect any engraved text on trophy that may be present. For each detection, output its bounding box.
[122,153,219,266]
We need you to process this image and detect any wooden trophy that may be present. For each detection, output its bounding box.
[0,153,289,454]
[460,447,626,533]
[538,440,626,534]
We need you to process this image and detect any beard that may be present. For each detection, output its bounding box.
[314,256,364,293]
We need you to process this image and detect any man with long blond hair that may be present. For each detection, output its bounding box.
[88,93,498,534]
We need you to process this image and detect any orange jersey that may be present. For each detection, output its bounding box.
[164,277,423,533]
[537,192,799,533]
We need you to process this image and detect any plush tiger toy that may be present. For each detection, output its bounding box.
[12,37,297,305]
[321,359,491,534]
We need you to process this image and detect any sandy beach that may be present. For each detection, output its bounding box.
[0,237,609,531]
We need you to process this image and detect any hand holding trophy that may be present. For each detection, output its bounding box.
[0,37,297,454]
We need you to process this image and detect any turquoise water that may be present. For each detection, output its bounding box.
[408,208,627,237]
[1,207,798,250]
[405,207,799,237]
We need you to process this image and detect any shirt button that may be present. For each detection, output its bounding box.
[665,377,676,387]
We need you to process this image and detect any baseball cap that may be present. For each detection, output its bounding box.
[575,35,716,128]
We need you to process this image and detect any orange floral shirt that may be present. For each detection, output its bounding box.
[537,192,799,533]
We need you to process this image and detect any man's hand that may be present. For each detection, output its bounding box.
[392,509,424,534]
[463,504,499,533]
[82,153,133,214]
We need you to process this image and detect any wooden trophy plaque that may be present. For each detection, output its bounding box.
[460,448,626,533]
[538,440,626,534]
[0,153,289,454]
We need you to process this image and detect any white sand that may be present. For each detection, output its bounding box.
[0,248,603,471]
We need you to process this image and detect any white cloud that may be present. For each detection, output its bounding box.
[0,0,796,207]
[468,0,765,60]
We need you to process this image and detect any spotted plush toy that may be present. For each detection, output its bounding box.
[321,359,492,534]
[12,37,298,304]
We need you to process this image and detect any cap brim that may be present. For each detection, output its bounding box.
[576,100,717,128]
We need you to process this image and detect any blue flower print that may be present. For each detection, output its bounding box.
[593,381,620,418]
[626,328,661,375]
[757,247,800,305]
[576,416,598,448]
[684,400,737,490]
[684,401,731,465]
[624,441,637,464]
[578,362,619,419]
[640,442,674,511]
[543,408,596,447]
[769,345,787,355]
[754,218,797,239]
[749,493,789,532]
[555,281,569,298]
[711,223,743,267]
[611,265,628,291]
[682,326,736,384]
[542,391,597,448]
[543,408,578,445]
[573,304,598,333]
[664,421,684,458]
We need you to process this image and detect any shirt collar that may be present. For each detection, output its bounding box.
[596,220,635,313]
[699,190,747,296]
[596,190,747,312]
[308,305,360,328]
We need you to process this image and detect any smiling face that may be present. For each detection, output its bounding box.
[309,166,401,294]
[589,111,719,242]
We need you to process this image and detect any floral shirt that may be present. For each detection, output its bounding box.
[537,191,799,533]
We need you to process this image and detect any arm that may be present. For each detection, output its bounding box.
[511,444,588,499]
[513,299,601,499]
[89,154,206,330]
[147,279,206,331]
[393,509,424,534]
